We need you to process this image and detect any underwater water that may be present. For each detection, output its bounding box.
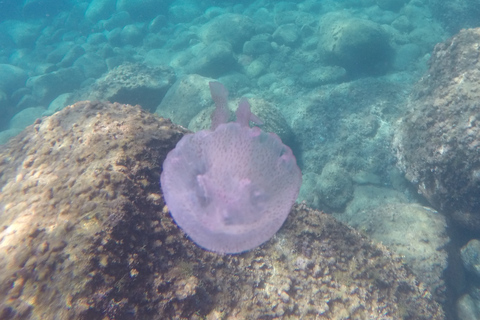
[0,0,480,319]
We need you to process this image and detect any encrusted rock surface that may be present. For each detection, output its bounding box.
[0,101,444,319]
[393,28,480,231]
[78,63,175,113]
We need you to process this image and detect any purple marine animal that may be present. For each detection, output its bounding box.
[160,82,302,254]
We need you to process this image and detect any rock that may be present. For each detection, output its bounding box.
[156,74,214,127]
[393,28,480,231]
[0,64,28,94]
[245,59,267,78]
[15,94,37,112]
[85,0,116,22]
[45,93,72,115]
[456,288,480,320]
[0,90,12,130]
[185,41,236,78]
[461,239,480,279]
[168,0,201,23]
[429,0,480,33]
[105,27,123,46]
[457,291,480,320]
[257,73,277,88]
[217,73,251,95]
[1,20,40,48]
[148,15,167,33]
[121,24,143,46]
[243,38,272,56]
[100,11,132,31]
[46,42,75,64]
[272,23,300,46]
[76,63,175,113]
[343,197,449,303]
[57,45,85,68]
[8,106,45,130]
[26,67,84,105]
[393,43,422,71]
[299,66,346,87]
[86,32,107,45]
[198,13,255,52]
[300,162,354,211]
[0,128,22,145]
[0,101,445,319]
[73,52,108,79]
[317,12,394,76]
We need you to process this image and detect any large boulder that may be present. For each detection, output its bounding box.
[393,28,480,231]
[0,101,444,319]
[317,12,394,76]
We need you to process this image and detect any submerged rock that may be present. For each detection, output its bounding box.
[79,63,175,113]
[317,12,394,76]
[0,101,444,319]
[393,28,480,231]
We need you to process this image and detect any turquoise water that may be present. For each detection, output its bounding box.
[0,0,479,319]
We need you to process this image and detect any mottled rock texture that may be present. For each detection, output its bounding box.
[394,28,480,231]
[77,63,176,113]
[0,101,444,319]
